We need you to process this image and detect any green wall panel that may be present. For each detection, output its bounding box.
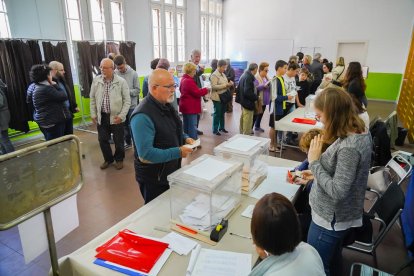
[365,72,402,101]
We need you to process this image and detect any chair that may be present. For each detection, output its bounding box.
[364,153,412,213]
[347,183,405,267]
[350,260,414,276]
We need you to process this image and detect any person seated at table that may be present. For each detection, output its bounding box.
[249,193,325,276]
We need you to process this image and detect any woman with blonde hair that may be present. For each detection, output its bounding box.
[253,62,271,132]
[306,87,371,275]
[332,57,345,83]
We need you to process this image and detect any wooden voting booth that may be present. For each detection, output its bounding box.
[0,135,83,276]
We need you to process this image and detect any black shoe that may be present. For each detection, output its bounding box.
[214,132,221,136]
[197,130,204,135]
[219,129,229,133]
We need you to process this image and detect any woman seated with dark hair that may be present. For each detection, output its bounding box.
[249,193,325,276]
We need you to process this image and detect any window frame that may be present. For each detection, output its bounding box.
[0,0,11,38]
[110,0,125,41]
[64,0,83,41]
[150,0,186,64]
[200,0,223,63]
[89,0,106,41]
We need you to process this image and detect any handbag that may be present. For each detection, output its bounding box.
[219,89,232,104]
[367,166,392,194]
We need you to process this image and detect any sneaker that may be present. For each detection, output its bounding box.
[219,129,229,133]
[115,161,123,170]
[214,132,221,136]
[269,146,276,152]
[250,130,254,135]
[124,143,132,150]
[100,161,112,170]
[197,130,204,135]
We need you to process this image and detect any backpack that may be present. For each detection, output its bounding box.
[369,120,392,166]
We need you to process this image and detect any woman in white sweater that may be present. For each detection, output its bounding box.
[249,193,325,276]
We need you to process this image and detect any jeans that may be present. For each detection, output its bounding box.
[183,114,198,139]
[40,123,65,141]
[212,100,225,133]
[0,129,14,154]
[64,117,74,135]
[97,113,124,163]
[124,108,134,145]
[307,220,349,276]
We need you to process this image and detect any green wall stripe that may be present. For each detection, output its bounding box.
[365,72,402,101]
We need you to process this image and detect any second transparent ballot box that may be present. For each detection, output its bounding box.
[213,134,270,193]
[168,154,243,231]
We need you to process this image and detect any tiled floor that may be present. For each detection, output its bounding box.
[0,100,413,276]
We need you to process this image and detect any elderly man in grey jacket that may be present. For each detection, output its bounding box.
[90,58,131,170]
[0,79,14,154]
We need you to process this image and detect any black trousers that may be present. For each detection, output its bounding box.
[97,113,124,163]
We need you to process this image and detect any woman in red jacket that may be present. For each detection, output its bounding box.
[179,62,209,139]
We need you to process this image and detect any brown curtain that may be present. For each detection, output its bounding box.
[41,41,74,95]
[27,40,42,64]
[106,42,119,55]
[0,40,34,132]
[76,41,105,97]
[119,41,136,70]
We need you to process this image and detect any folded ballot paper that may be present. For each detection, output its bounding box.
[186,245,251,276]
[94,229,172,276]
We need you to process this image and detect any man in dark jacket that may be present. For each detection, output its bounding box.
[238,63,258,135]
[190,49,205,135]
[0,79,14,154]
[49,61,78,135]
[309,53,323,94]
[224,59,235,113]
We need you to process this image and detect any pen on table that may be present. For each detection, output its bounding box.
[229,232,252,239]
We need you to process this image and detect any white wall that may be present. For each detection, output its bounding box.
[223,0,414,73]
[6,0,67,40]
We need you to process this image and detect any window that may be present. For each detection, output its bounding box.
[90,0,106,41]
[151,0,186,63]
[208,17,215,60]
[0,0,11,38]
[200,0,223,62]
[165,11,175,62]
[176,13,185,62]
[152,8,162,58]
[64,0,82,40]
[200,16,207,57]
[111,1,125,41]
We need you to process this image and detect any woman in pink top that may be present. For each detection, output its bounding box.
[179,62,209,139]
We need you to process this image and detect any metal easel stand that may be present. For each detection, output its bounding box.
[0,135,83,276]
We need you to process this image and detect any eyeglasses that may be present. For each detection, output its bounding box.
[100,66,113,70]
[155,84,178,89]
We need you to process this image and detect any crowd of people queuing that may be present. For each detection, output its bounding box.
[11,48,373,275]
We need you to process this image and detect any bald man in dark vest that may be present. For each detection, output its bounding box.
[130,69,195,203]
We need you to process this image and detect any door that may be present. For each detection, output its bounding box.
[337,42,368,66]
[397,29,414,143]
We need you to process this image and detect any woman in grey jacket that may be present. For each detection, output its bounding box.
[306,88,371,276]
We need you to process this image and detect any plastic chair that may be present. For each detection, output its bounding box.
[347,183,405,267]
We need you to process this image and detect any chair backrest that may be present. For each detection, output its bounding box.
[386,154,412,186]
[371,183,405,248]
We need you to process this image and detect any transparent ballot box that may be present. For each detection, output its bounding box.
[213,134,270,194]
[168,154,243,231]
[305,94,317,118]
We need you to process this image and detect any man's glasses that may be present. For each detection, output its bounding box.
[155,84,178,89]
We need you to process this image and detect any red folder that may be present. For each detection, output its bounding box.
[95,229,169,273]
[292,118,317,125]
